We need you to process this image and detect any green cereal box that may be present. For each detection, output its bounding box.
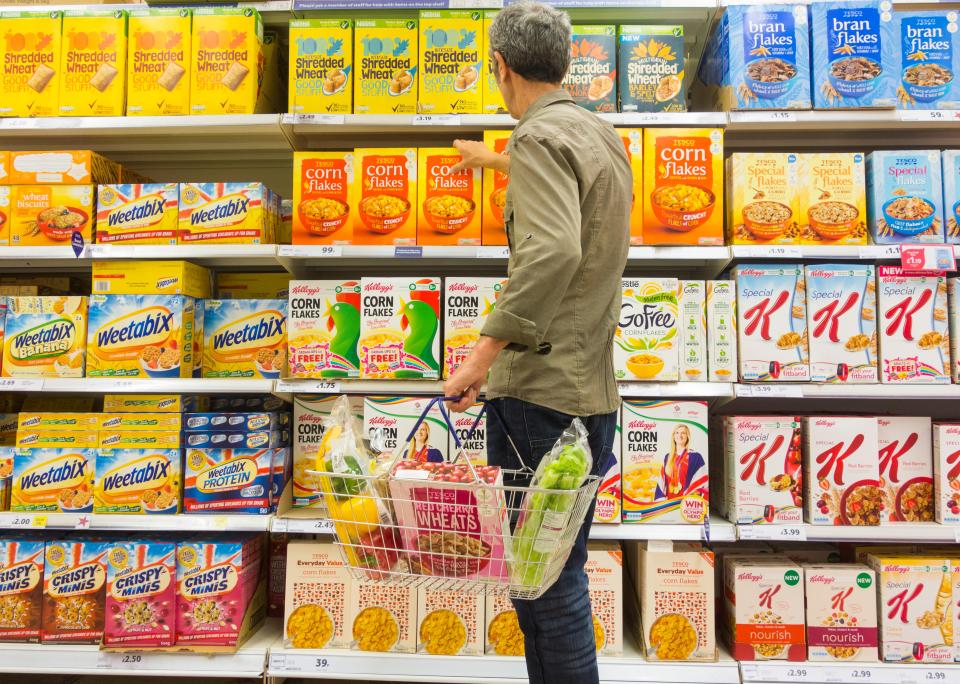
[354,19,417,115]
[563,26,616,112]
[618,25,685,113]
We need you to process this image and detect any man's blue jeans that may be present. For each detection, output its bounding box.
[486,397,617,684]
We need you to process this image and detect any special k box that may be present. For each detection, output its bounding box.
[932,422,960,524]
[877,267,950,384]
[292,151,354,245]
[126,8,192,116]
[0,539,45,642]
[443,277,506,377]
[734,265,810,382]
[95,447,181,514]
[804,564,878,662]
[805,264,878,383]
[0,10,62,118]
[359,277,440,379]
[352,148,417,246]
[178,182,277,245]
[2,296,87,378]
[91,260,211,298]
[584,541,622,656]
[417,148,481,246]
[95,183,179,245]
[878,416,933,524]
[417,10,483,114]
[480,130,511,246]
[803,416,880,526]
[202,299,287,379]
[12,445,95,512]
[288,280,361,379]
[190,8,264,115]
[41,540,110,643]
[104,540,177,647]
[617,128,643,245]
[58,9,128,117]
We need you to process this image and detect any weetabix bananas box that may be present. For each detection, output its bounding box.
[2,296,86,378]
[190,8,263,115]
[417,147,481,246]
[126,7,192,117]
[0,10,62,118]
[481,130,511,246]
[92,260,211,298]
[288,19,352,115]
[482,11,505,114]
[58,9,127,117]
[293,151,354,245]
[354,19,417,115]
[86,294,195,378]
[418,11,483,114]
[10,185,94,247]
[95,183,178,245]
[617,128,643,245]
[203,299,287,379]
[353,147,417,246]
[178,182,276,244]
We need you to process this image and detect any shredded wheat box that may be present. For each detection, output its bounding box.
[585,541,622,656]
[618,25,685,113]
[288,19,352,115]
[563,25,616,112]
[126,8,191,116]
[190,8,264,115]
[416,587,482,655]
[707,280,737,382]
[481,11,505,114]
[804,563,878,661]
[353,19,417,115]
[803,416,880,526]
[58,9,127,117]
[417,11,483,114]
[0,10,62,118]
[933,422,960,524]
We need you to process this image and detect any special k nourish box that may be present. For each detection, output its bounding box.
[804,564,878,662]
[58,9,128,118]
[803,416,880,526]
[126,8,192,117]
[0,10,63,118]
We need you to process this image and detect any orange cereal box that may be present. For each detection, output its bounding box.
[417,147,480,246]
[58,9,127,118]
[41,540,110,644]
[481,130,511,246]
[0,10,62,118]
[617,128,643,245]
[727,153,800,246]
[10,185,94,247]
[642,128,724,246]
[353,147,417,246]
[293,151,354,245]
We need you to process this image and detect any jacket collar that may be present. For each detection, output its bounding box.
[517,88,575,128]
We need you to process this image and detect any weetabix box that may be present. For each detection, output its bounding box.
[877,416,933,523]
[443,277,506,378]
[798,153,868,245]
[292,151,354,245]
[417,10,483,114]
[58,9,127,117]
[805,564,878,661]
[867,150,945,244]
[803,416,880,526]
[933,422,960,524]
[96,183,178,245]
[563,25,616,113]
[2,296,87,378]
[288,19,352,115]
[585,541,623,656]
[417,148,481,246]
[359,277,440,379]
[202,299,287,379]
[480,130,511,246]
[283,541,351,649]
[353,19,417,115]
[288,279,361,379]
[352,148,417,246]
[0,11,62,118]
[95,445,181,514]
[707,280,737,382]
[178,182,278,245]
[617,25,685,113]
[91,260,211,298]
[726,153,800,245]
[614,278,679,382]
[190,8,264,115]
[126,8,191,116]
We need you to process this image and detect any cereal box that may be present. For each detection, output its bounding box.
[867,150,944,244]
[8,150,120,186]
[945,150,960,243]
[184,447,275,514]
[359,277,440,379]
[485,592,521,655]
[417,587,482,655]
[698,5,811,111]
[593,411,622,524]
[443,277,506,377]
[723,415,803,525]
[418,11,483,115]
[877,267,949,384]
[190,8,264,115]
[0,539,44,642]
[896,11,960,111]
[288,20,352,115]
[179,182,278,245]
[87,294,195,378]
[103,394,202,413]
[481,11,505,114]
[217,272,291,299]
[284,541,351,649]
[933,422,960,524]
[0,10,62,118]
[10,184,94,247]
[345,580,415,653]
[642,128,723,245]
[724,557,805,661]
[365,396,448,463]
[952,558,960,663]
[809,0,896,109]
[126,8,191,116]
[2,296,87,378]
[293,151,354,245]
[449,401,486,466]
[877,416,933,523]
[353,148,417,246]
[184,412,288,433]
[615,278,679,382]
[354,19,417,115]
[707,280,737,382]
[17,413,97,430]
[95,183,179,245]
[288,280,361,379]
[95,446,181,514]
[58,9,127,117]
[0,446,12,509]
[183,431,285,449]
[679,281,707,381]
[950,278,960,382]
[563,25,616,112]
[616,127,643,245]
[798,153,868,245]
[804,264,878,383]
[868,554,954,663]
[726,153,800,245]
[417,148,481,246]
[618,25,685,113]
[12,443,95,513]
[734,265,809,382]
[104,541,176,647]
[481,130,511,246]
[41,540,110,643]
[202,299,287,379]
[292,394,338,509]
[803,416,881,526]
[621,400,709,524]
[585,541,622,656]
[91,260,211,298]
[0,186,9,245]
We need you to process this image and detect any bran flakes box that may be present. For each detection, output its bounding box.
[877,416,933,523]
[284,541,351,649]
[563,25,616,113]
[618,25,685,113]
[450,402,486,466]
[104,541,177,647]
[190,8,263,115]
[179,182,276,245]
[353,148,417,246]
[96,183,179,245]
[805,264,878,383]
[617,128,643,245]
[2,296,87,378]
[481,11,505,114]
[867,150,945,244]
[932,422,960,524]
[585,541,623,656]
[184,447,275,514]
[734,265,809,382]
[41,540,110,643]
[679,280,707,381]
[202,299,287,379]
[288,19,352,115]
[949,278,960,382]
[443,277,506,377]
[0,10,62,118]
[943,150,960,243]
[621,400,709,524]
[349,581,415,653]
[614,278,679,382]
[126,8,191,117]
[593,410,622,524]
[418,11,483,114]
[798,153,868,245]
[725,557,805,661]
[481,130,511,246]
[359,277,440,379]
[58,9,127,117]
[416,587,482,655]
[877,266,949,384]
[726,153,800,246]
[95,447,181,514]
[364,396,449,463]
[707,280,737,382]
[0,540,44,643]
[417,148,481,246]
[10,184,94,247]
[293,151,354,245]
[288,280,361,379]
[803,416,881,526]
[354,19,417,115]
[896,11,960,111]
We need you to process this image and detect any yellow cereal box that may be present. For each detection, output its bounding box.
[202,299,287,379]
[91,260,211,298]
[726,153,800,245]
[417,147,481,246]
[178,182,277,244]
[8,150,121,185]
[0,10,62,118]
[59,9,127,117]
[0,151,8,181]
[126,8,192,116]
[288,19,352,115]
[95,183,179,245]
[16,430,97,449]
[617,128,643,246]
[798,153,868,246]
[17,413,98,430]
[418,11,483,114]
[0,187,10,246]
[12,445,95,512]
[102,394,202,413]
[95,446,181,513]
[2,297,87,378]
[9,185,93,247]
[216,272,291,299]
[481,130,511,246]
[354,19,417,115]
[642,128,724,246]
[482,11,505,114]
[353,147,417,246]
[293,151,354,245]
[190,8,263,115]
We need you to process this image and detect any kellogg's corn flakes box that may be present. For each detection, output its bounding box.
[293,151,354,245]
[593,413,622,524]
[481,130,511,246]
[417,147,481,246]
[443,277,505,378]
[293,394,337,509]
[353,148,417,246]
[10,185,94,247]
[418,11,482,114]
[618,25,685,113]
[614,278,679,382]
[126,8,191,117]
[96,183,179,245]
[58,9,127,117]
[13,443,95,513]
[482,11,505,114]
[104,541,177,647]
[617,128,643,245]
[41,540,110,643]
[179,182,277,245]
[288,19,352,115]
[184,448,275,514]
[95,447,181,514]
[354,19,417,115]
[359,277,440,379]
[727,153,801,245]
[896,11,960,111]
[2,296,87,378]
[798,153,868,245]
[92,260,211,298]
[365,396,450,463]
[190,8,263,115]
[563,25,616,112]
[288,280,361,379]
[0,10,62,118]
[202,299,287,379]
[0,539,45,642]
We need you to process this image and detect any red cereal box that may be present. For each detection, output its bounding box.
[104,541,177,648]
[0,539,45,642]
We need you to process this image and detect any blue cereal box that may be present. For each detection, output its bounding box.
[896,11,960,110]
[809,0,896,109]
[183,431,289,449]
[945,150,960,243]
[183,447,274,514]
[94,448,181,514]
[183,412,289,433]
[12,447,95,513]
[867,150,945,244]
[95,183,179,245]
[202,299,287,379]
[698,5,811,110]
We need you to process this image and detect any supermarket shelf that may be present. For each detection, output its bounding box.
[87,244,283,269]
[730,384,960,401]
[38,378,276,394]
[741,660,960,684]
[738,522,960,544]
[0,512,271,532]
[730,245,906,261]
[618,382,733,399]
[591,516,736,542]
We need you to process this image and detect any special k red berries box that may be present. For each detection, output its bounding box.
[803,416,880,526]
[933,422,960,524]
[877,416,933,524]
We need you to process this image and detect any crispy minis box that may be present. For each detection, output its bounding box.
[417,587,481,655]
[563,25,616,113]
[91,260,211,298]
[283,541,351,649]
[417,148,481,246]
[293,151,354,245]
[59,9,127,117]
[127,8,192,116]
[288,19,352,115]
[798,153,868,245]
[288,279,361,379]
[867,150,944,244]
[2,296,87,378]
[104,541,177,648]
[96,183,179,245]
[95,447,181,514]
[803,416,880,526]
[480,130,511,246]
[10,184,94,247]
[877,416,933,523]
[354,19,417,115]
[190,8,263,115]
[202,299,287,379]
[42,540,110,644]
[0,539,45,642]
[615,277,679,382]
[443,277,506,377]
[724,557,805,661]
[618,25,685,113]
[727,153,800,245]
[353,148,417,246]
[0,10,62,118]
[179,182,278,245]
[418,11,482,114]
[359,277,440,379]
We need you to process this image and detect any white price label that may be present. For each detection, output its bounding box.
[730,110,797,123]
[272,517,289,533]
[97,652,147,669]
[898,110,960,122]
[736,385,803,398]
[298,114,345,125]
[276,380,340,393]
[619,383,662,398]
[737,245,802,258]
[923,672,948,682]
[313,245,342,257]
[849,669,873,680]
[0,515,46,529]
[314,519,335,533]
[740,525,807,541]
[783,667,811,681]
[312,656,332,672]
[859,245,901,259]
[477,246,510,259]
[412,114,461,126]
[0,378,42,391]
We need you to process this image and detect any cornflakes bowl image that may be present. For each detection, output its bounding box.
[286,603,335,649]
[626,353,664,379]
[649,613,697,660]
[489,187,507,225]
[424,195,476,234]
[36,205,88,241]
[807,201,860,241]
[298,197,349,235]
[359,194,411,234]
[651,184,716,232]
[352,606,399,652]
[902,64,954,103]
[882,196,936,236]
[743,201,793,240]
[415,531,492,577]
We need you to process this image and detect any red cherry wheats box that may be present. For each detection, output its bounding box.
[803,416,880,526]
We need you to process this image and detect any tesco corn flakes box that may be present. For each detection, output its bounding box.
[353,148,417,246]
[418,10,483,114]
[95,447,181,514]
[288,280,361,379]
[617,128,643,246]
[293,151,354,245]
[359,277,440,379]
[353,19,418,115]
[41,540,110,644]
[178,182,277,245]
[13,443,95,513]
[443,277,506,377]
[0,10,63,118]
[58,9,127,117]
[2,296,87,378]
[614,278,679,382]
[104,541,177,648]
[95,183,179,245]
[417,148,481,246]
[202,299,287,379]
[126,8,191,117]
[0,539,45,642]
[184,447,276,514]
[481,130,511,246]
[190,8,263,115]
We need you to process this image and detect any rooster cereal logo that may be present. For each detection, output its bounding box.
[111,563,172,601]
[9,319,77,362]
[49,561,106,598]
[195,458,258,493]
[0,560,41,595]
[105,194,167,230]
[211,310,285,360]
[189,193,250,229]
[100,454,173,500]
[94,306,174,358]
[17,454,88,499]
[180,562,238,598]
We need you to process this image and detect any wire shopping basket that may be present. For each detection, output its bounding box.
[310,396,600,600]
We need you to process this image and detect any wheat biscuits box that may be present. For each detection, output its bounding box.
[364,396,449,463]
[202,299,287,379]
[618,25,685,113]
[2,296,87,378]
[293,151,354,245]
[103,540,176,647]
[179,182,278,245]
[585,541,622,656]
[798,153,868,245]
[933,422,960,523]
[41,539,110,644]
[183,447,275,514]
[615,278,679,382]
[443,277,506,377]
[877,416,933,523]
[288,19,352,115]
[359,277,440,379]
[353,148,417,246]
[0,539,45,643]
[126,8,191,116]
[288,280,361,379]
[727,153,800,245]
[354,19,417,115]
[8,150,120,186]
[10,184,94,247]
[95,447,181,514]
[0,10,62,118]
[896,11,960,111]
[417,148,481,246]
[96,183,179,245]
[418,11,482,114]
[804,564,879,661]
[217,272,291,299]
[803,416,880,526]
[284,541,351,649]
[190,8,263,115]
[867,150,945,244]
[563,25,616,112]
[58,9,127,117]
[91,260,211,298]
[416,587,481,655]
[481,130,511,246]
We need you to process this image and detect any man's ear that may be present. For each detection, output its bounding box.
[494,51,508,83]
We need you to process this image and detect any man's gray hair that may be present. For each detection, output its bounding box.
[488,2,571,84]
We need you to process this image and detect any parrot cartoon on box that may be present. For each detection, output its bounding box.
[324,298,360,378]
[397,299,439,378]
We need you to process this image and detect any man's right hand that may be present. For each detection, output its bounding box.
[451,139,509,174]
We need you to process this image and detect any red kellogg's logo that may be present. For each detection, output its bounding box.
[743,290,789,341]
[878,432,918,484]
[739,434,785,485]
[815,434,865,484]
[759,584,781,609]
[884,288,932,341]
[831,587,853,611]
[887,584,923,623]
[812,292,859,342]
[947,447,960,481]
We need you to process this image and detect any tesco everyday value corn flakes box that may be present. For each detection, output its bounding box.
[184,447,276,514]
[2,296,87,378]
[202,299,287,379]
[95,183,179,245]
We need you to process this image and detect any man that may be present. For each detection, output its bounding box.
[443,3,631,683]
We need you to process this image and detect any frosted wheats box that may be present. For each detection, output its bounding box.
[877,267,949,384]
[803,416,880,526]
